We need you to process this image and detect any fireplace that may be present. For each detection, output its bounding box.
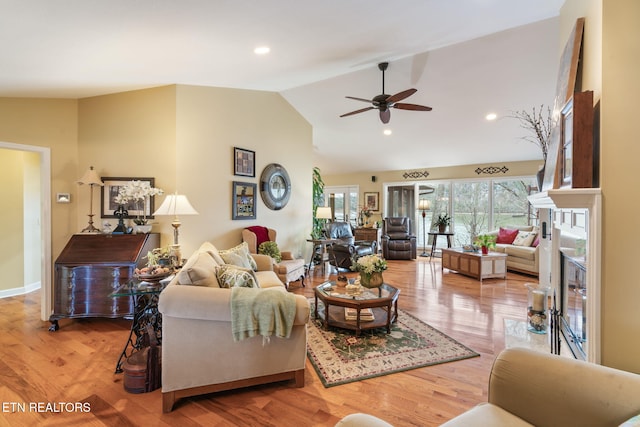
[560,251,587,360]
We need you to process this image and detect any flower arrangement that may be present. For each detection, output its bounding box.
[435,213,451,227]
[350,254,388,274]
[474,234,496,254]
[113,180,164,225]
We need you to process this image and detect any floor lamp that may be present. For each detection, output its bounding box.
[153,193,198,267]
[77,166,104,233]
[418,199,431,257]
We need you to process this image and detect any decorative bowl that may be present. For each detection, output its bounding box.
[135,268,172,283]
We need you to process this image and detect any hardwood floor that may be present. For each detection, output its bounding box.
[0,257,539,426]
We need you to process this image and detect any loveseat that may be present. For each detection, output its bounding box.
[158,241,310,412]
[487,226,539,276]
[336,348,640,427]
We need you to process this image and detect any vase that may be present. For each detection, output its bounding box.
[360,271,383,288]
[481,246,489,255]
[526,284,550,334]
[536,164,545,191]
[438,224,446,233]
[136,224,152,234]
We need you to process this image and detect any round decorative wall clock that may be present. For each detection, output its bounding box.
[260,163,291,210]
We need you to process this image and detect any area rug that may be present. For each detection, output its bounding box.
[307,300,480,387]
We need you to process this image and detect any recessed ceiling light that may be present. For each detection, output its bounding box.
[485,113,497,121]
[383,129,392,136]
[254,46,270,55]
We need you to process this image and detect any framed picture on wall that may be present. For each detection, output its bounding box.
[100,177,156,218]
[234,147,255,177]
[232,181,257,220]
[364,192,379,211]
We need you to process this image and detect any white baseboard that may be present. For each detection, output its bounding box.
[0,281,41,299]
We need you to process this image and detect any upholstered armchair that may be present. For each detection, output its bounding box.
[242,226,306,288]
[381,217,417,260]
[324,222,377,270]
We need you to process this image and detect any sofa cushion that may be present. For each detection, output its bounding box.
[220,251,253,269]
[177,251,220,287]
[199,241,225,265]
[440,403,534,427]
[505,245,537,261]
[219,242,258,271]
[513,231,537,247]
[255,271,285,289]
[497,227,519,244]
[217,264,259,288]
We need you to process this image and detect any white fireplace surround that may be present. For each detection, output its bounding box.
[529,188,602,363]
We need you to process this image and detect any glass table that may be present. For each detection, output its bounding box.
[314,281,400,336]
[109,278,170,374]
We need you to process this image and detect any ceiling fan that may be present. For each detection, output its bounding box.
[340,62,432,124]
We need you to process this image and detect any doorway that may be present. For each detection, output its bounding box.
[0,142,52,322]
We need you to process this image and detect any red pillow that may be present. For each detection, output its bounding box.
[496,227,519,244]
[532,235,540,247]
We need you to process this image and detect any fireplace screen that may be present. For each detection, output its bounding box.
[561,252,587,360]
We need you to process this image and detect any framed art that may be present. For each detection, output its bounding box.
[364,192,380,211]
[234,147,255,177]
[232,181,257,220]
[100,177,156,219]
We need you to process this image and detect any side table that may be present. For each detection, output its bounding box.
[109,278,169,374]
[306,238,337,275]
[428,231,454,261]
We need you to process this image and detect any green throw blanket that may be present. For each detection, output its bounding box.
[230,287,297,342]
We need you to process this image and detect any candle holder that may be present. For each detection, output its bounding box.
[525,284,550,334]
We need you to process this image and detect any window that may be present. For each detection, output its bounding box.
[324,186,359,225]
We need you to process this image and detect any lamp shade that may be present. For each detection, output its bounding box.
[315,206,332,220]
[153,194,198,217]
[418,199,431,211]
[77,166,103,186]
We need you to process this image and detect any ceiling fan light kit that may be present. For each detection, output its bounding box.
[340,62,432,124]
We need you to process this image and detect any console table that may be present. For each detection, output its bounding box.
[50,233,159,331]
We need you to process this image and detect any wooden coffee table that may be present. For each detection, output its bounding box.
[441,248,507,283]
[314,281,399,336]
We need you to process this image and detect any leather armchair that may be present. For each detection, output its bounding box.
[381,217,417,260]
[324,222,377,270]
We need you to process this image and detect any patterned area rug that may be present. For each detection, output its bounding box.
[307,300,480,387]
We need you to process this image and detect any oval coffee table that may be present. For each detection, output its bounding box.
[314,281,400,336]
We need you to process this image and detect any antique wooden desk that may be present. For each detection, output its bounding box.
[50,233,159,331]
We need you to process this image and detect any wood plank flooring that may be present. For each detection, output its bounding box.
[0,257,538,426]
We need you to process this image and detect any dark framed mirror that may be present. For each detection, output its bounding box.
[260,163,291,210]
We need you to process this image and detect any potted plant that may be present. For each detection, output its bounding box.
[435,213,451,233]
[474,234,497,255]
[350,254,388,288]
[258,241,282,263]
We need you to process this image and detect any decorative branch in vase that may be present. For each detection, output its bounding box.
[510,105,553,190]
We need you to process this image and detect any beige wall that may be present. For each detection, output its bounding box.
[0,98,78,263]
[561,0,640,372]
[175,85,313,257]
[0,149,25,290]
[77,85,313,259]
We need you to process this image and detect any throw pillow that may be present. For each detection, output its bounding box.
[216,265,259,288]
[496,227,519,244]
[513,231,537,247]
[177,251,220,287]
[532,235,540,247]
[221,251,252,269]
[219,242,258,271]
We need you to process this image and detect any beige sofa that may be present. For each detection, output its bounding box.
[487,226,539,276]
[336,348,640,426]
[158,242,310,412]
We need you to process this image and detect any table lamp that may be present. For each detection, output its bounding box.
[418,199,431,257]
[77,166,104,233]
[153,193,198,266]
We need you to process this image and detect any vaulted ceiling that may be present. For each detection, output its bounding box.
[0,0,564,174]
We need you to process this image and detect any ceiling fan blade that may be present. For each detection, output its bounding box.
[386,88,417,103]
[379,109,391,124]
[345,96,373,103]
[340,106,374,118]
[394,103,432,111]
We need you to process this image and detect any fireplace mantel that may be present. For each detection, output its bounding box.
[528,188,602,363]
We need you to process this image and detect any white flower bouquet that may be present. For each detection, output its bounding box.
[113,180,163,224]
[350,254,388,274]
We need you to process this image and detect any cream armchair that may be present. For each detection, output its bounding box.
[242,226,306,289]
